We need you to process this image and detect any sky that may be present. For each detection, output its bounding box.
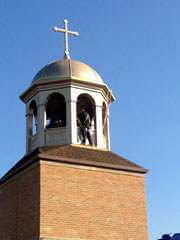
[0,0,180,239]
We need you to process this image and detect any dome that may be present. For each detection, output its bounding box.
[32,59,104,85]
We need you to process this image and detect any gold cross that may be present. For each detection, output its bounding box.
[53,19,79,59]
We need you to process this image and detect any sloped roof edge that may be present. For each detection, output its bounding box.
[0,145,148,185]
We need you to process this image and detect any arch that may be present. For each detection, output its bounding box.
[46,92,66,128]
[29,100,37,136]
[77,94,96,120]
[77,93,96,145]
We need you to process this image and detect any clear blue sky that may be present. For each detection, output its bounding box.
[0,1,180,239]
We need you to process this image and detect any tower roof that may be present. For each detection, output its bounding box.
[0,145,147,185]
[32,59,104,85]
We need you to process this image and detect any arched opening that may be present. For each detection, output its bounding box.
[46,93,66,129]
[29,100,37,136]
[77,94,96,145]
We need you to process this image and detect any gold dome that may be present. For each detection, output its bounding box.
[32,59,104,85]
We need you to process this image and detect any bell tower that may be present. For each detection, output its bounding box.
[0,20,149,240]
[20,19,114,153]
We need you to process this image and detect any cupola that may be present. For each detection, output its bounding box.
[20,19,115,154]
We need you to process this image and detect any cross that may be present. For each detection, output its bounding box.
[53,19,79,59]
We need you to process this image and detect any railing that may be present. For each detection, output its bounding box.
[45,127,66,145]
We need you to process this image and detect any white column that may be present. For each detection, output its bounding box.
[26,112,32,153]
[96,104,104,148]
[37,103,45,147]
[106,108,110,150]
[66,98,77,144]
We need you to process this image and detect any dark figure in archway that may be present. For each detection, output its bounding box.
[78,109,93,146]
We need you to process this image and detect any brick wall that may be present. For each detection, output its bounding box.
[0,164,40,240]
[40,161,148,240]
[0,158,148,240]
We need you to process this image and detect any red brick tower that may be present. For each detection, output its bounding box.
[0,20,148,240]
